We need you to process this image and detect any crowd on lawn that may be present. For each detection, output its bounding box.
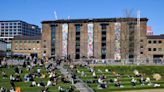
[71,63,162,89]
[0,57,75,92]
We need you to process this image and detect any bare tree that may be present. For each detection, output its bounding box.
[123,9,134,18]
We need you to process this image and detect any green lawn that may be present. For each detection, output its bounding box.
[0,65,79,92]
[72,65,164,92]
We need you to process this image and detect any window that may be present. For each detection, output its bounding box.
[148,48,151,51]
[76,32,80,35]
[159,40,162,44]
[101,24,107,30]
[140,46,143,48]
[102,37,106,41]
[51,25,56,48]
[43,45,46,48]
[158,48,162,51]
[75,25,81,32]
[140,52,143,54]
[148,40,151,44]
[102,43,106,46]
[76,48,80,52]
[37,41,40,43]
[153,40,156,44]
[140,40,143,42]
[153,48,156,51]
[76,37,80,41]
[44,51,46,53]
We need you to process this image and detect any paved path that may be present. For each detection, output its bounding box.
[57,64,94,92]
[115,89,164,92]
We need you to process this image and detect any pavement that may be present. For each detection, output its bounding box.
[57,63,94,92]
[115,89,164,92]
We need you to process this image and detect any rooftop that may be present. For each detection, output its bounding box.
[147,34,164,39]
[13,35,41,40]
[42,17,148,23]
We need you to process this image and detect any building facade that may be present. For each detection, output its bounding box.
[0,20,41,56]
[0,40,7,60]
[11,36,42,58]
[146,34,164,62]
[0,20,41,42]
[42,18,148,60]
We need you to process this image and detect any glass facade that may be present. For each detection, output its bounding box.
[101,24,108,59]
[0,21,41,42]
[128,22,135,61]
[51,25,56,56]
[75,24,81,59]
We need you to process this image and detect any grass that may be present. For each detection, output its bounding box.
[72,65,164,92]
[0,65,79,92]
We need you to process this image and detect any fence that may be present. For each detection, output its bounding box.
[73,58,164,65]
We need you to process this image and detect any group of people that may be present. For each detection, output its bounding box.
[0,56,76,92]
[74,64,161,89]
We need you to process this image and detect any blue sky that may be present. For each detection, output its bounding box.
[0,0,164,34]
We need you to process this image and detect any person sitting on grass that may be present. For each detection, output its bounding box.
[14,66,19,74]
[100,74,106,80]
[38,81,45,87]
[10,79,15,88]
[30,80,37,87]
[42,87,49,92]
[10,74,15,81]
[97,80,107,89]
[89,67,94,73]
[92,71,97,79]
[0,87,6,92]
[115,80,124,88]
[61,76,70,83]
[131,77,137,87]
[15,73,22,82]
[145,77,152,86]
[139,77,145,86]
[37,68,41,77]
[9,87,15,92]
[58,86,65,92]
[98,77,103,84]
[2,71,7,79]
[41,73,46,78]
[66,86,74,92]
[81,71,86,77]
[46,79,52,87]
[22,61,27,68]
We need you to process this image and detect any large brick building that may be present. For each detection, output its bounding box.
[0,20,41,56]
[41,18,148,60]
[146,34,164,62]
[11,35,42,58]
